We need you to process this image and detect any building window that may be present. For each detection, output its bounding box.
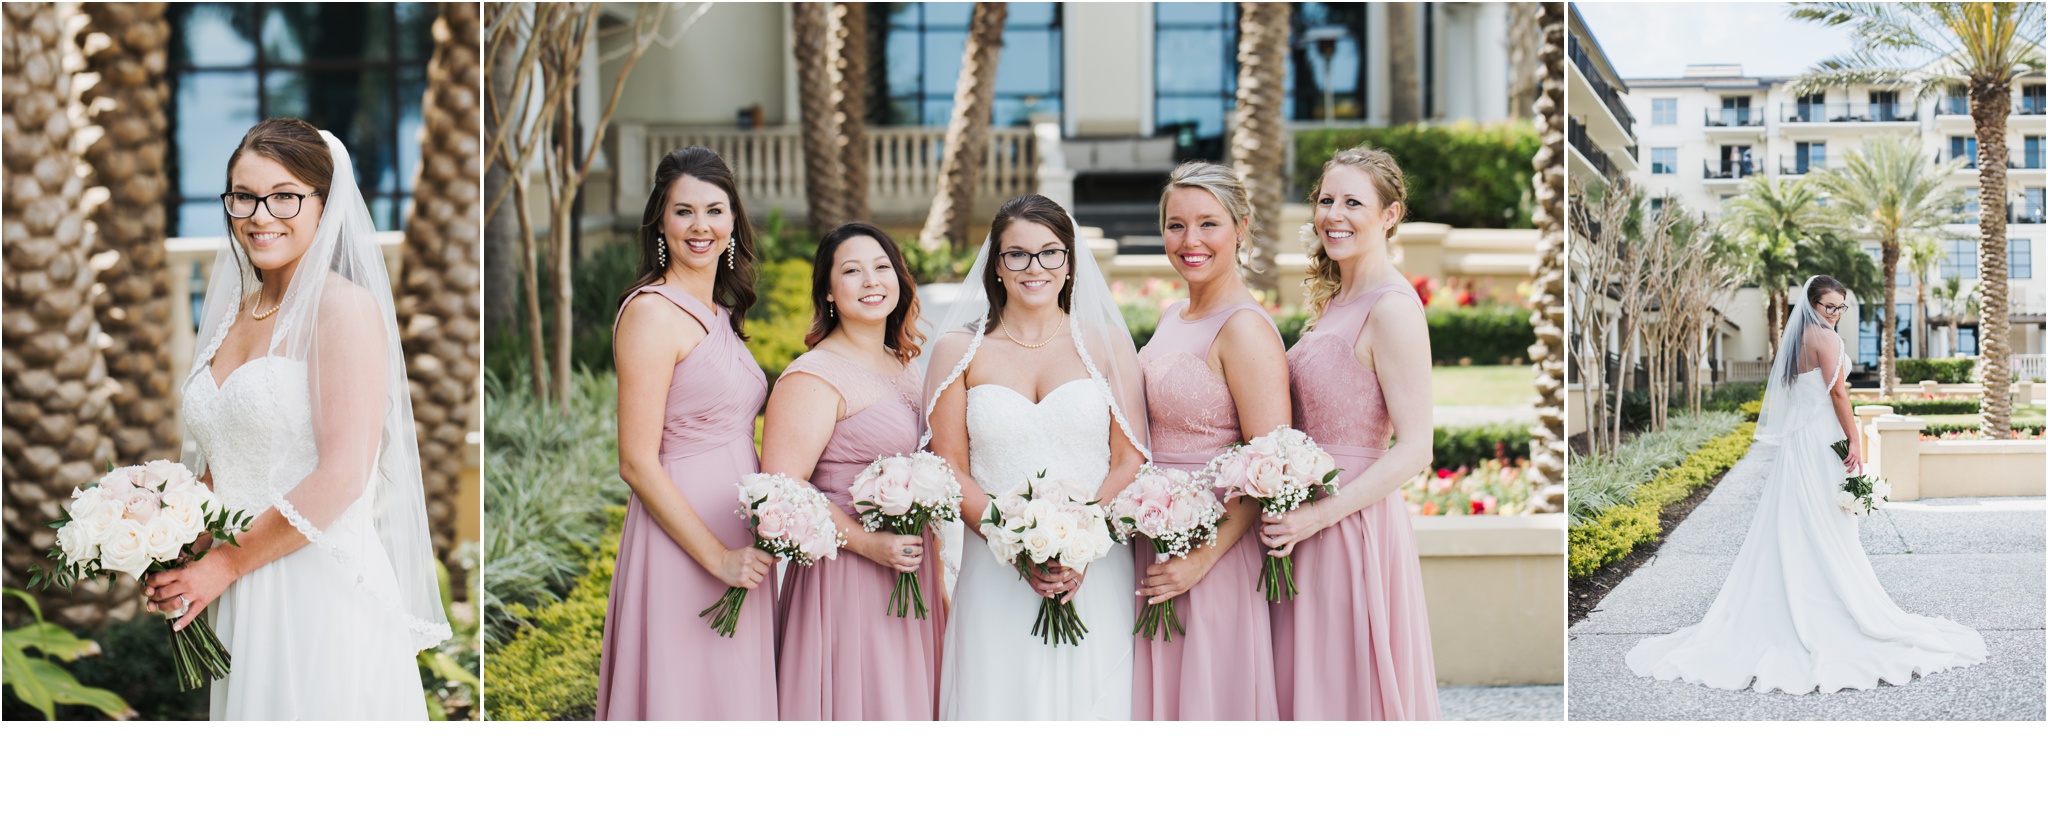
[2023,83,2045,116]
[2025,188,2046,223]
[1650,147,1677,174]
[1955,187,1980,224]
[1896,302,1914,358]
[1649,197,1665,216]
[1943,237,1977,280]
[2025,135,2044,170]
[1795,91,1825,122]
[1155,2,1237,161]
[1868,89,1900,121]
[1950,135,1978,166]
[168,3,434,236]
[1793,141,1825,173]
[1285,3,1367,123]
[2013,238,2033,278]
[1942,85,1967,115]
[1651,97,1676,126]
[881,3,1063,128]
[1958,325,1979,356]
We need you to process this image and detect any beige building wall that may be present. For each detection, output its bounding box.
[1063,2,1150,137]
[599,3,791,128]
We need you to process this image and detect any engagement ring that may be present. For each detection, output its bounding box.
[168,595,191,620]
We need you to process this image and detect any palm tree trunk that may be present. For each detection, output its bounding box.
[4,1,126,625]
[1386,3,1420,124]
[921,2,1006,252]
[483,4,521,330]
[832,2,870,223]
[1879,241,1899,395]
[793,1,848,236]
[78,2,176,465]
[1229,3,1288,295]
[1972,78,2013,437]
[1525,1,1566,513]
[398,1,483,601]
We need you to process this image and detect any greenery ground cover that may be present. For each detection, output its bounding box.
[1433,365,1533,407]
[1569,422,1758,579]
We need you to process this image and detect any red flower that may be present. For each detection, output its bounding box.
[1470,499,1485,515]
[1437,468,1453,479]
[1408,275,1433,306]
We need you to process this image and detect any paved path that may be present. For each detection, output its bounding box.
[1439,685,1563,721]
[1569,444,2046,720]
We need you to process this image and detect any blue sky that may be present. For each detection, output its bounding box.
[1575,2,1862,81]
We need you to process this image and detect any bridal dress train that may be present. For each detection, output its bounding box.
[936,377,1135,721]
[1626,333,1987,694]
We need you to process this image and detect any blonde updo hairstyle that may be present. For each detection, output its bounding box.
[1303,144,1407,322]
[1158,160,1258,277]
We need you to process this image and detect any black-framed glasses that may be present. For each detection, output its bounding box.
[1818,301,1848,315]
[221,191,323,220]
[999,248,1069,272]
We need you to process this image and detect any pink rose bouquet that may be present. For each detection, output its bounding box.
[850,451,962,619]
[704,473,844,637]
[1206,426,1339,602]
[1106,465,1226,641]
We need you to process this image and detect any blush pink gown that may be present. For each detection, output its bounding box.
[773,350,946,720]
[1132,299,1282,721]
[596,284,774,720]
[1275,283,1441,720]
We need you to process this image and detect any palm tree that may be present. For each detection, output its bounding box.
[4,1,125,625]
[920,2,1007,252]
[793,2,849,235]
[1930,273,1977,359]
[1229,3,1288,295]
[1807,135,1967,394]
[1385,3,1420,123]
[1902,232,1944,364]
[1723,175,1822,361]
[77,2,177,465]
[1788,1,2044,432]
[832,2,871,223]
[1526,1,1566,514]
[398,1,483,600]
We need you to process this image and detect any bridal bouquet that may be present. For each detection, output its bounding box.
[1106,465,1226,641]
[1207,426,1340,602]
[982,471,1116,647]
[705,473,844,637]
[30,461,255,692]
[850,451,962,619]
[1829,440,1892,516]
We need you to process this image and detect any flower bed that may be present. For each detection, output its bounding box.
[1921,427,2047,441]
[1403,458,1536,516]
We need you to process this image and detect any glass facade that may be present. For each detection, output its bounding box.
[168,3,433,237]
[879,3,1064,128]
[1154,2,1371,161]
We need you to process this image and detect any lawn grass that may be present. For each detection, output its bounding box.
[1920,405,2046,430]
[1433,365,1533,407]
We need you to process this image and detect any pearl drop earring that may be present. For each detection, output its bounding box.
[656,236,668,270]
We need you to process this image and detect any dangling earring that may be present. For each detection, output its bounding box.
[828,300,836,319]
[726,236,737,270]
[656,235,668,270]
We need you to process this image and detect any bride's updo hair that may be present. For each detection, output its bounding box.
[620,146,758,338]
[807,222,924,361]
[1807,275,1847,307]
[226,118,334,196]
[1158,161,1257,276]
[981,194,1077,328]
[1303,144,1408,322]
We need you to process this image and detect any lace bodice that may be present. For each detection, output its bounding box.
[1140,300,1274,456]
[1287,285,1417,449]
[965,379,1112,497]
[183,357,369,520]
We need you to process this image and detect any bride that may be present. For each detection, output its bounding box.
[143,119,450,719]
[1627,274,1986,694]
[923,195,1148,720]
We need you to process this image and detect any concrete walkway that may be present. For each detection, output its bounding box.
[1569,443,2046,720]
[1440,685,1563,721]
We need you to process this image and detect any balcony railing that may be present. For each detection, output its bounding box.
[1778,157,1831,175]
[1567,118,1614,178]
[1776,102,1918,124]
[2013,203,2047,224]
[2017,98,2046,116]
[1939,149,2047,170]
[1704,107,1765,128]
[1702,159,1759,181]
[1567,33,1636,138]
[1938,98,1970,116]
[1935,97,2046,116]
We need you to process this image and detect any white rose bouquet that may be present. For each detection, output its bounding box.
[1106,465,1226,641]
[1206,426,1340,602]
[704,473,845,637]
[1828,440,1891,516]
[849,451,961,619]
[981,470,1116,647]
[31,461,256,691]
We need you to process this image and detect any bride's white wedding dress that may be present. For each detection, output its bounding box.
[1626,336,1987,694]
[184,358,427,720]
[938,378,1135,720]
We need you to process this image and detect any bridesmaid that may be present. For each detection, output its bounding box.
[763,223,945,720]
[1132,162,1289,721]
[1260,145,1441,721]
[597,146,774,720]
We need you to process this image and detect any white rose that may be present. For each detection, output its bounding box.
[143,459,191,490]
[55,521,95,566]
[98,519,153,578]
[158,490,210,544]
[909,459,956,504]
[1023,528,1056,565]
[1835,491,1856,511]
[143,516,185,563]
[69,489,122,545]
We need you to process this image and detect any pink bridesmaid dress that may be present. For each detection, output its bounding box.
[1275,283,1441,720]
[773,350,946,720]
[596,284,774,720]
[1132,299,1281,721]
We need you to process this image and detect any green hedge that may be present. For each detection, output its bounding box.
[1428,305,1536,365]
[1923,421,2046,437]
[1854,398,1980,415]
[485,506,621,721]
[746,258,815,385]
[1434,424,1531,469]
[1568,423,1757,579]
[1292,122,1539,229]
[1896,358,1977,384]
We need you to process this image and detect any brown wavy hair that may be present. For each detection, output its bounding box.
[226,118,334,281]
[617,146,758,338]
[806,222,925,361]
[1303,144,1408,322]
[981,194,1077,329]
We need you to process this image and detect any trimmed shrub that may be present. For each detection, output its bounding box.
[1427,305,1536,365]
[1896,357,1976,385]
[1292,122,1539,229]
[1568,411,1745,525]
[1434,424,1531,470]
[484,507,622,722]
[1924,421,2046,437]
[1738,399,1762,422]
[746,258,816,385]
[1854,398,1980,415]
[1568,423,1757,579]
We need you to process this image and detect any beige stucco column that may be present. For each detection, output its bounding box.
[1867,413,1927,502]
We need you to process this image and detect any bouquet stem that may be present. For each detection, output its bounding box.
[1134,597,1184,642]
[1032,596,1089,647]
[888,569,928,619]
[700,587,749,637]
[167,613,231,692]
[1257,553,1298,603]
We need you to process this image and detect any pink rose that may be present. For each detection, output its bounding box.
[1213,453,1251,494]
[1244,455,1287,500]
[755,503,792,541]
[873,465,914,515]
[1167,494,1203,533]
[1134,500,1171,537]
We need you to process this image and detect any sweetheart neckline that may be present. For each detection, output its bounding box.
[966,377,1096,407]
[200,355,290,392]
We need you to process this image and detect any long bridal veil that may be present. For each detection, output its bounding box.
[183,130,451,650]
